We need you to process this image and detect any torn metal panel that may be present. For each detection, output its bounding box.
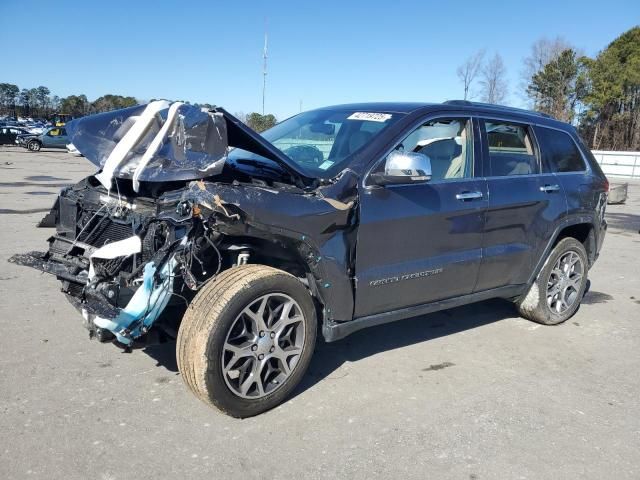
[182,170,360,321]
[66,101,228,189]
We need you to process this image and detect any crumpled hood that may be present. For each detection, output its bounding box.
[66,101,228,191]
[66,101,314,192]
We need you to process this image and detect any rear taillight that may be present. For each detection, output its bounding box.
[604,178,609,192]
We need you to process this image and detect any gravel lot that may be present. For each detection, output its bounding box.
[0,146,639,480]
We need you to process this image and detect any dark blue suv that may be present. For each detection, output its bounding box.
[11,100,608,417]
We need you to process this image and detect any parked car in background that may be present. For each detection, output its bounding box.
[0,126,31,145]
[24,124,48,135]
[16,126,68,151]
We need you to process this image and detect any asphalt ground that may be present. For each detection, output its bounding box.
[1,146,639,479]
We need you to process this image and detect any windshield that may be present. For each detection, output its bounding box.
[228,109,401,178]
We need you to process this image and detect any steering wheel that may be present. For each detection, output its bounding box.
[284,145,324,167]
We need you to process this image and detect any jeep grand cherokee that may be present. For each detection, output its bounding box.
[10,100,608,417]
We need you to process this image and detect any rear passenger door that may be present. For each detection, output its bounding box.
[475,118,566,292]
[534,126,600,218]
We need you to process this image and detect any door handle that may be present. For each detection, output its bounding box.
[456,191,483,201]
[540,184,560,193]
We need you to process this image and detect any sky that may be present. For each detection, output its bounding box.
[1,0,638,119]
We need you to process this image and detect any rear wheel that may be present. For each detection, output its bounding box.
[27,140,41,151]
[516,237,589,325]
[177,265,317,417]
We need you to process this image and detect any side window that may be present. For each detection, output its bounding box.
[48,129,60,136]
[536,127,586,173]
[59,128,67,136]
[484,121,538,176]
[394,118,474,181]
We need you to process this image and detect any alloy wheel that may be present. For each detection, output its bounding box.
[222,293,306,399]
[546,250,584,314]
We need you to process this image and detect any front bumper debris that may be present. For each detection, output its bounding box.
[7,180,201,347]
[8,243,179,346]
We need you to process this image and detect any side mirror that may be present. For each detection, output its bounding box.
[370,150,432,185]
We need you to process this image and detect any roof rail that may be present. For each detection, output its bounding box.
[443,100,554,119]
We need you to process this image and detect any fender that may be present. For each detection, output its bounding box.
[526,214,601,287]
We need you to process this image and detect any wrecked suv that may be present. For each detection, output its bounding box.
[10,100,608,417]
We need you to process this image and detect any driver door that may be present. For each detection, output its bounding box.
[354,116,487,318]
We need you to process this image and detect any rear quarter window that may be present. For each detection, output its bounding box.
[536,127,587,173]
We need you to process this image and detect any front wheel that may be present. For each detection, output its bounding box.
[177,265,317,417]
[516,237,589,325]
[27,140,41,151]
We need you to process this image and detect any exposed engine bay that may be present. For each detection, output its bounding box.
[9,101,359,348]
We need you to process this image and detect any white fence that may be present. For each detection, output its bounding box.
[592,150,640,179]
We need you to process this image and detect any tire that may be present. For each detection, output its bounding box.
[516,237,589,325]
[177,264,317,417]
[28,140,41,151]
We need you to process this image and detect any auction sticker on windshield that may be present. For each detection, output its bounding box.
[347,112,392,122]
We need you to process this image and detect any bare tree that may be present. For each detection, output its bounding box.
[233,111,247,123]
[479,53,508,104]
[456,50,485,100]
[520,36,573,105]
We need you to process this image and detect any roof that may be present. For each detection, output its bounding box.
[314,100,569,128]
[317,102,435,114]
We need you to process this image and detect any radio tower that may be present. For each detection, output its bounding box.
[262,20,268,115]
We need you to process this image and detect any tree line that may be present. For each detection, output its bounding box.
[0,84,278,133]
[457,26,640,151]
[0,85,138,120]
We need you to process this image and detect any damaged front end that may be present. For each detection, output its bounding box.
[9,101,359,348]
[10,178,223,347]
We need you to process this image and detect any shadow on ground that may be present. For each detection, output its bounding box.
[582,290,614,304]
[606,211,640,233]
[141,298,517,394]
[144,342,179,373]
[295,298,514,396]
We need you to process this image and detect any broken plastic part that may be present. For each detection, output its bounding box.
[91,254,178,346]
[88,235,142,279]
